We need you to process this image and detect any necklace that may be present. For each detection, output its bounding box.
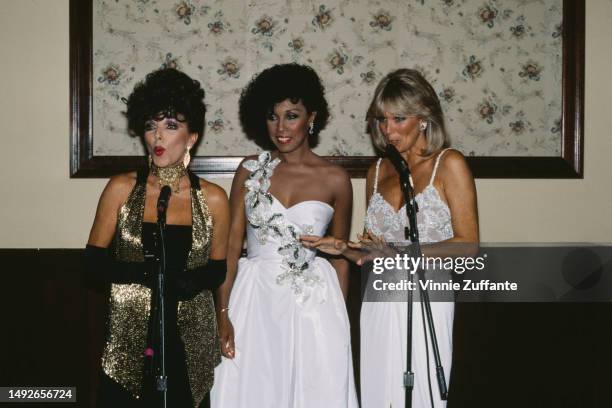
[151,161,187,193]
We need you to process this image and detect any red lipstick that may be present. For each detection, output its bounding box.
[154,147,165,156]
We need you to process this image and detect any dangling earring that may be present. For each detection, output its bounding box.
[148,154,153,168]
[308,122,314,135]
[419,121,428,132]
[183,146,191,168]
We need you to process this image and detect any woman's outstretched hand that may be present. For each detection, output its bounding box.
[300,235,348,255]
[350,232,394,265]
[301,232,392,265]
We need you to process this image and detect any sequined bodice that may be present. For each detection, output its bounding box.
[364,150,454,243]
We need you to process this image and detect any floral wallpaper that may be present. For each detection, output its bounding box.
[93,0,562,158]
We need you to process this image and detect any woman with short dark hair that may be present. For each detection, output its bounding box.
[86,68,229,407]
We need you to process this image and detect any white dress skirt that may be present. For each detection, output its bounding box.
[361,152,455,408]
[211,153,358,408]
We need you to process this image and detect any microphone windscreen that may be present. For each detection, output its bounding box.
[157,185,172,212]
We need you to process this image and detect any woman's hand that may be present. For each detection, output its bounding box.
[300,235,348,255]
[301,232,392,265]
[217,313,235,359]
[351,231,396,265]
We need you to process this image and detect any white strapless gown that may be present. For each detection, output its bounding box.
[211,153,358,408]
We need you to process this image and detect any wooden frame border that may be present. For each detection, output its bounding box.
[70,0,584,178]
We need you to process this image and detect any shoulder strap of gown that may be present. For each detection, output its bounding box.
[429,148,452,186]
[373,158,383,194]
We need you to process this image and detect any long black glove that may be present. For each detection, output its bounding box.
[84,244,153,292]
[84,245,226,299]
[169,259,227,301]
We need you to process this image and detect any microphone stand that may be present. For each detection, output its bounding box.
[152,186,171,408]
[385,145,448,408]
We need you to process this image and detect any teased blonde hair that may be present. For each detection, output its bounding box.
[367,68,449,155]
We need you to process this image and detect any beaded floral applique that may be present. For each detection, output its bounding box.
[243,152,322,302]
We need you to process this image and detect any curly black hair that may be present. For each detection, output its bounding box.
[239,63,330,149]
[125,68,206,138]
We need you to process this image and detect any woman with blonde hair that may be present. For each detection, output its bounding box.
[303,68,479,407]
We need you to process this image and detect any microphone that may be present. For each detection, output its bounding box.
[385,144,418,241]
[385,144,411,186]
[157,186,172,213]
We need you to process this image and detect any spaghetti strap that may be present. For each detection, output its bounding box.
[429,148,452,186]
[373,158,383,194]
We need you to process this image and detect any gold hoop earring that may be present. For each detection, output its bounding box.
[183,147,191,168]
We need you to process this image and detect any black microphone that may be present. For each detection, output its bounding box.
[385,144,411,185]
[157,185,172,214]
[385,144,418,241]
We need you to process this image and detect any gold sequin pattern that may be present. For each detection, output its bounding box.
[151,161,187,193]
[114,182,145,263]
[101,284,151,398]
[178,290,220,405]
[102,181,149,398]
[186,187,212,270]
[101,172,220,407]
[178,186,220,406]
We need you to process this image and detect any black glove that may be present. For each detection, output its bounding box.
[84,244,153,292]
[169,259,227,301]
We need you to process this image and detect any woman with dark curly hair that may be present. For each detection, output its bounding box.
[210,64,358,407]
[86,68,229,407]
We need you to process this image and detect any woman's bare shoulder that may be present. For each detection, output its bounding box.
[316,158,350,188]
[241,154,260,163]
[437,149,473,183]
[102,171,138,203]
[199,178,229,208]
[439,149,470,172]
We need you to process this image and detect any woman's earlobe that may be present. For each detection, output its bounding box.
[190,133,199,146]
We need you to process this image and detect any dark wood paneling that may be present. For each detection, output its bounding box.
[2,249,611,407]
[0,249,89,407]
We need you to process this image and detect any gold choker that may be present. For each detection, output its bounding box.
[151,162,187,193]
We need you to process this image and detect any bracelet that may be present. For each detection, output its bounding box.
[219,307,229,313]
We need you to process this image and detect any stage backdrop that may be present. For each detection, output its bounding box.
[71,0,583,177]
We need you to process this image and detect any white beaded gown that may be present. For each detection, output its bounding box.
[211,152,359,408]
[361,148,455,408]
